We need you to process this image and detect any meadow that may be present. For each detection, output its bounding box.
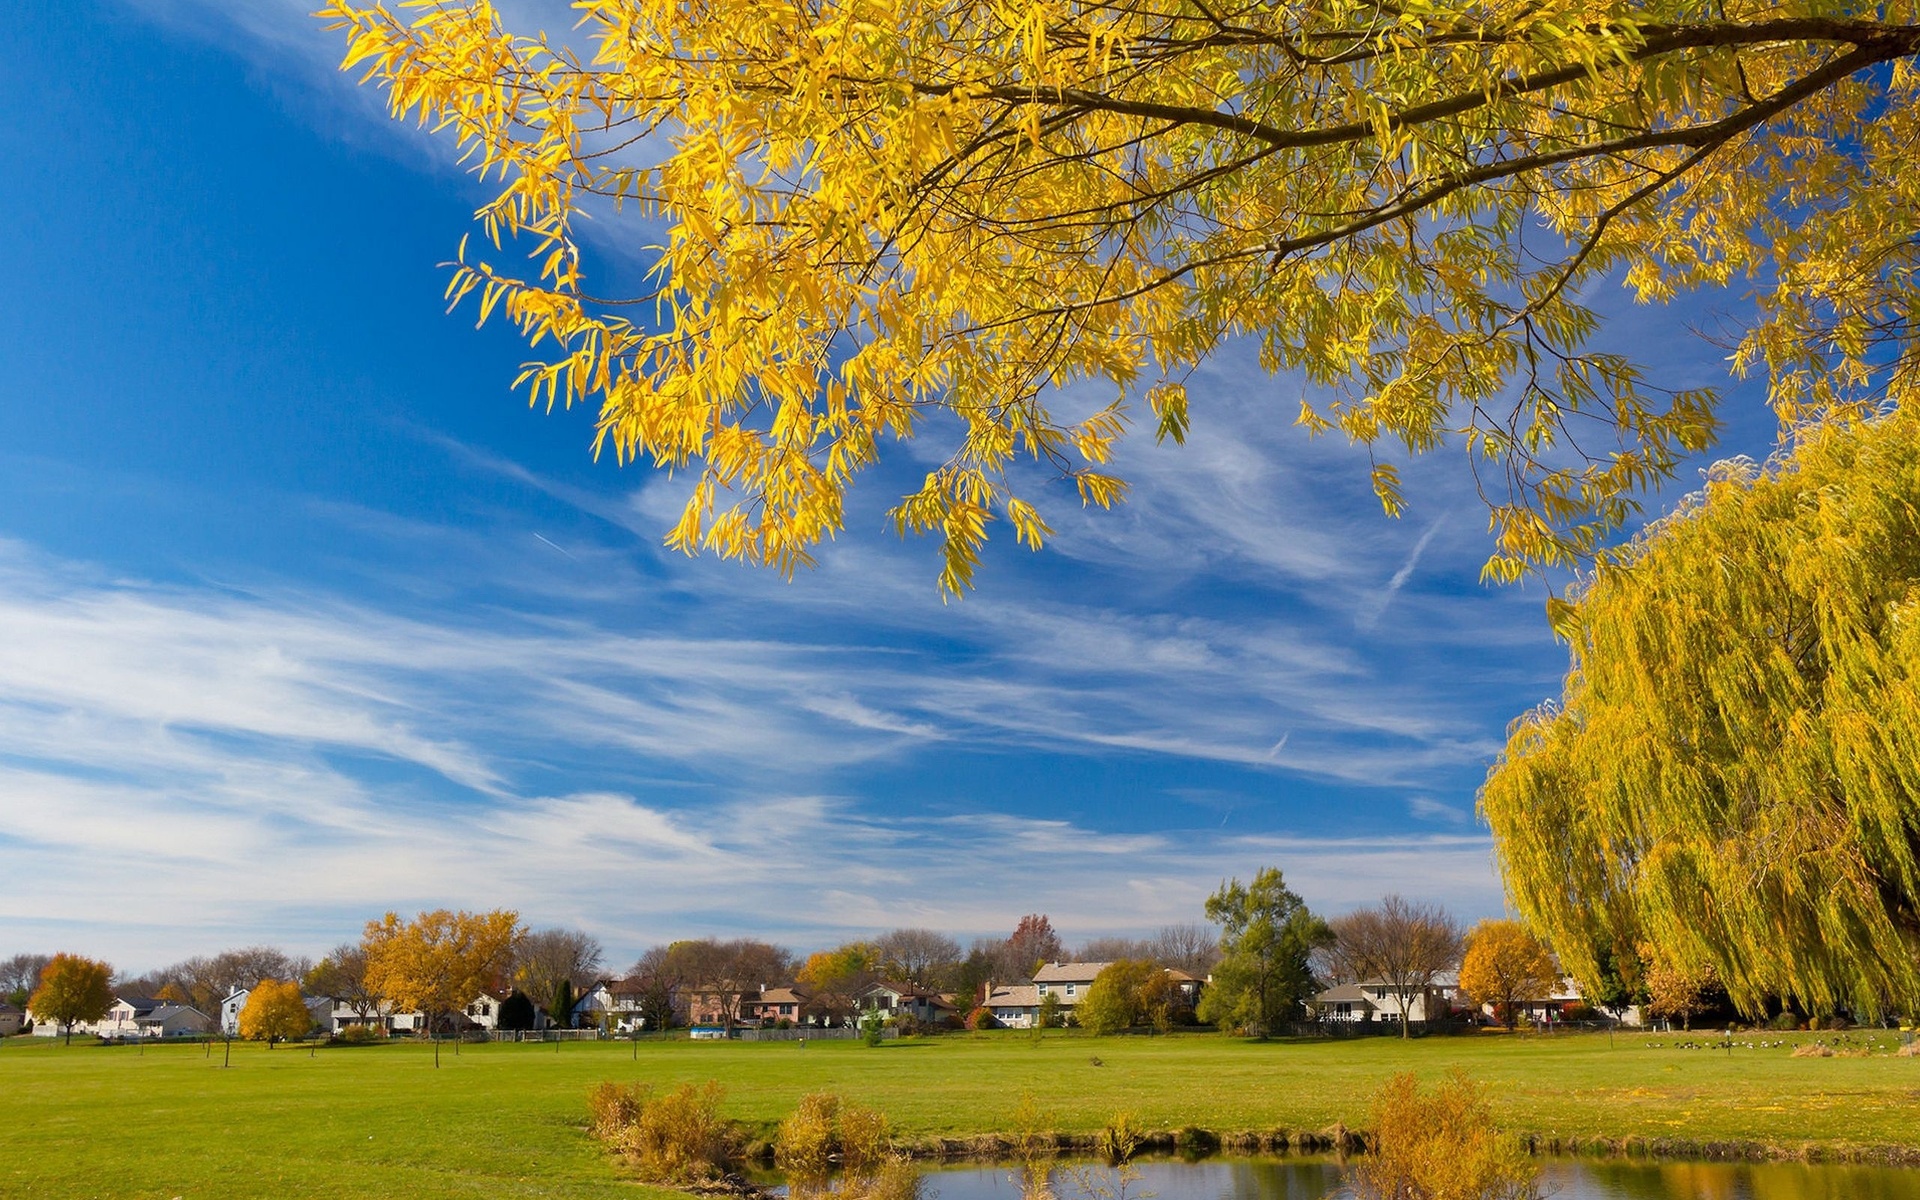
[3,1028,1917,1199]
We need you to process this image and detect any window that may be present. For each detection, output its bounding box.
[1065,985,1076,997]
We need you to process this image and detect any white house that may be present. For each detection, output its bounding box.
[220,989,249,1036]
[575,978,650,1031]
[1311,978,1455,1024]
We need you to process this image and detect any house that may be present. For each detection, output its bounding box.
[983,984,1041,1028]
[460,988,517,1031]
[1032,962,1111,1014]
[0,1002,23,1037]
[135,1004,214,1038]
[744,985,815,1027]
[1310,978,1456,1024]
[220,989,249,1036]
[860,981,957,1026]
[99,996,163,1038]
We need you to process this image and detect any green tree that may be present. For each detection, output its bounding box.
[1197,868,1332,1037]
[324,1,1920,592]
[1483,409,1920,1019]
[28,953,113,1045]
[551,978,576,1030]
[1078,959,1169,1035]
[239,979,314,1047]
[498,990,538,1032]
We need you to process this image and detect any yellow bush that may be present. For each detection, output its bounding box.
[587,1079,739,1184]
[1348,1070,1539,1200]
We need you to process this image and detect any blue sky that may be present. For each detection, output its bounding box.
[0,0,1780,975]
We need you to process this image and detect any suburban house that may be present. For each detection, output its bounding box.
[860,981,956,1025]
[743,985,815,1027]
[220,989,248,1036]
[98,996,164,1038]
[135,1004,214,1038]
[572,977,655,1031]
[1311,977,1459,1024]
[0,1002,23,1036]
[1033,961,1109,1015]
[983,984,1041,1028]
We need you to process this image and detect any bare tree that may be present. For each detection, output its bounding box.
[872,928,962,987]
[667,938,793,1029]
[0,953,51,1005]
[1151,923,1221,976]
[628,944,692,1030]
[305,942,384,1029]
[1077,937,1153,963]
[512,928,606,1008]
[1329,896,1464,1039]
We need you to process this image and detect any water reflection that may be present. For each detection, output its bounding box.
[916,1158,1920,1200]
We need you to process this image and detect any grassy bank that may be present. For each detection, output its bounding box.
[2,1029,1916,1198]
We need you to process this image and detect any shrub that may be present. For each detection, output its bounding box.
[965,1007,995,1031]
[861,1011,886,1047]
[1768,1012,1801,1031]
[839,1103,892,1175]
[1348,1070,1540,1200]
[1097,1111,1143,1164]
[336,1024,383,1044]
[588,1080,740,1184]
[777,1093,841,1182]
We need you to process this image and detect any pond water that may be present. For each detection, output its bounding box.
[910,1157,1920,1200]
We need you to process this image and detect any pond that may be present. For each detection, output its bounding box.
[907,1157,1920,1200]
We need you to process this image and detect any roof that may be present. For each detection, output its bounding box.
[0,1002,22,1015]
[985,985,1040,1008]
[755,986,812,1005]
[114,995,161,1012]
[1032,962,1112,984]
[1312,983,1379,1004]
[1164,968,1200,982]
[609,977,650,997]
[137,1005,207,1025]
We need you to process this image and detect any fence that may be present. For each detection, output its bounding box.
[734,1026,896,1042]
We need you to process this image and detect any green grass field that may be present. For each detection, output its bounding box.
[3,1029,1917,1200]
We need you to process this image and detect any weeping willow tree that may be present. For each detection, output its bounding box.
[1483,408,1920,1018]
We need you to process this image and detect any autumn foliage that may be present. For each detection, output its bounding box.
[1348,1070,1539,1200]
[362,909,521,1044]
[1484,409,1920,1019]
[238,979,313,1046]
[321,1,1920,590]
[1457,920,1559,1030]
[27,953,113,1045]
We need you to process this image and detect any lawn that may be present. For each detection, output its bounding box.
[3,1029,1917,1199]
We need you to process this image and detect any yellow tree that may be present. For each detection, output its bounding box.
[1457,919,1558,1029]
[362,909,522,1066]
[28,953,113,1046]
[1483,408,1920,1020]
[238,979,314,1047]
[321,0,1919,592]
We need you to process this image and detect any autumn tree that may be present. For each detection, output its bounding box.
[1642,950,1720,1032]
[797,941,880,1024]
[1458,920,1559,1030]
[325,0,1920,593]
[1483,410,1920,1019]
[1197,868,1331,1037]
[362,909,522,1066]
[239,979,314,1047]
[1003,915,1065,979]
[28,953,113,1045]
[1329,896,1464,1037]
